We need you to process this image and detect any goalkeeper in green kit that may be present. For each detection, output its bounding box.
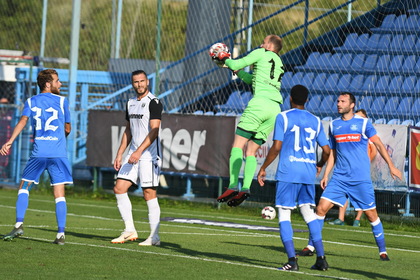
[213,35,285,206]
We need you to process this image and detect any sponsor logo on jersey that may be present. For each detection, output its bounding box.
[288,155,316,164]
[35,136,59,141]
[335,134,361,143]
[129,114,144,119]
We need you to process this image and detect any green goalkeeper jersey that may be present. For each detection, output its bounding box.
[225,48,284,104]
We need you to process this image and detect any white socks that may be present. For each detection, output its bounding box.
[116,193,136,232]
[147,198,160,238]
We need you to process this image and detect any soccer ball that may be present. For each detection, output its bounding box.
[208,42,229,59]
[261,206,276,220]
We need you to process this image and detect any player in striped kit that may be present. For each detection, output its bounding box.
[111,70,163,246]
[1,69,72,245]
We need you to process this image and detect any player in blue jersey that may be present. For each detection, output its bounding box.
[317,92,402,261]
[1,69,72,245]
[257,85,331,271]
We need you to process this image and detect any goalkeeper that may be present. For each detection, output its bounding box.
[215,34,285,206]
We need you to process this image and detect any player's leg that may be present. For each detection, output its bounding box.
[48,157,73,245]
[4,158,45,241]
[329,199,347,225]
[138,158,161,246]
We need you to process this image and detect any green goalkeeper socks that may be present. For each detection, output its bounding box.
[242,156,257,191]
[228,147,243,189]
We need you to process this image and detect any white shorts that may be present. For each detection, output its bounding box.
[117,154,161,188]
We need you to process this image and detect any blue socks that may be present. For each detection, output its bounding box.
[280,221,295,258]
[16,189,29,223]
[55,197,67,233]
[371,218,386,253]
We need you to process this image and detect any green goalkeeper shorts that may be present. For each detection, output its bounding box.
[236,96,281,145]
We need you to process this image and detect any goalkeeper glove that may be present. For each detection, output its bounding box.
[217,51,231,61]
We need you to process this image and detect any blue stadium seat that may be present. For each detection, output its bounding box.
[317,53,332,70]
[401,76,417,94]
[204,111,215,116]
[306,94,323,114]
[401,119,414,126]
[336,74,352,92]
[241,91,253,103]
[387,119,401,125]
[324,73,340,92]
[405,15,419,30]
[363,54,379,71]
[366,34,382,50]
[357,96,373,111]
[402,55,416,74]
[387,76,404,95]
[411,98,420,119]
[281,72,294,92]
[370,96,387,116]
[280,94,290,111]
[415,57,420,73]
[318,95,336,115]
[324,53,342,70]
[291,72,305,87]
[374,75,391,94]
[349,74,364,92]
[334,33,358,52]
[376,34,392,51]
[376,54,391,73]
[355,34,369,52]
[374,14,396,31]
[350,54,366,71]
[389,34,404,52]
[193,110,204,115]
[402,34,417,52]
[383,96,401,115]
[214,90,244,113]
[311,73,328,91]
[393,14,407,30]
[415,37,420,52]
[339,53,353,69]
[361,75,378,94]
[300,72,316,89]
[389,55,404,73]
[295,52,321,71]
[374,118,387,124]
[396,97,413,117]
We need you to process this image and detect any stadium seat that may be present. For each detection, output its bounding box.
[401,119,414,126]
[290,72,305,88]
[300,72,316,89]
[376,54,391,73]
[396,97,413,117]
[366,33,382,50]
[324,73,340,92]
[401,34,417,52]
[306,94,323,114]
[214,90,244,113]
[311,73,327,91]
[374,118,387,124]
[374,76,390,95]
[280,94,291,111]
[281,72,294,92]
[241,91,253,104]
[355,34,369,52]
[193,110,204,115]
[401,55,416,74]
[392,14,408,31]
[336,74,352,92]
[370,96,387,116]
[389,34,404,52]
[376,34,392,51]
[204,111,214,116]
[318,95,336,115]
[415,38,420,52]
[405,15,419,31]
[386,76,404,95]
[324,53,342,70]
[415,57,420,73]
[387,119,401,125]
[383,96,401,115]
[333,33,358,52]
[317,53,332,70]
[350,54,366,71]
[389,55,404,73]
[349,74,364,92]
[215,112,226,116]
[361,75,378,94]
[363,54,379,72]
[401,76,417,95]
[372,14,396,31]
[295,52,321,71]
[357,96,373,111]
[339,53,353,69]
[411,98,420,119]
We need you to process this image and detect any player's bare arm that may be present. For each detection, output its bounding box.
[114,122,132,171]
[258,140,282,186]
[0,116,28,156]
[65,123,71,137]
[320,149,336,189]
[370,135,403,181]
[127,119,161,164]
[316,144,331,177]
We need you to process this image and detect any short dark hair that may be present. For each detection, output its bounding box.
[290,84,308,106]
[132,70,147,77]
[339,92,356,105]
[355,108,368,118]
[37,69,58,91]
[269,35,283,52]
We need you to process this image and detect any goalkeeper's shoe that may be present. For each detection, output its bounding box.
[278,257,299,271]
[227,191,250,207]
[217,189,238,203]
[138,235,160,246]
[53,235,65,245]
[380,253,390,261]
[311,256,329,271]
[297,247,314,256]
[3,225,24,241]
[111,231,138,244]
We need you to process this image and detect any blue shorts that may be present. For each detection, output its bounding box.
[275,181,316,209]
[321,178,376,211]
[22,157,73,186]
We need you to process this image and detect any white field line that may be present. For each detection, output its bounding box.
[1,204,420,254]
[12,235,358,280]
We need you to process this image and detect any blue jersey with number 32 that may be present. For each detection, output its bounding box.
[273,108,329,184]
[22,92,71,158]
